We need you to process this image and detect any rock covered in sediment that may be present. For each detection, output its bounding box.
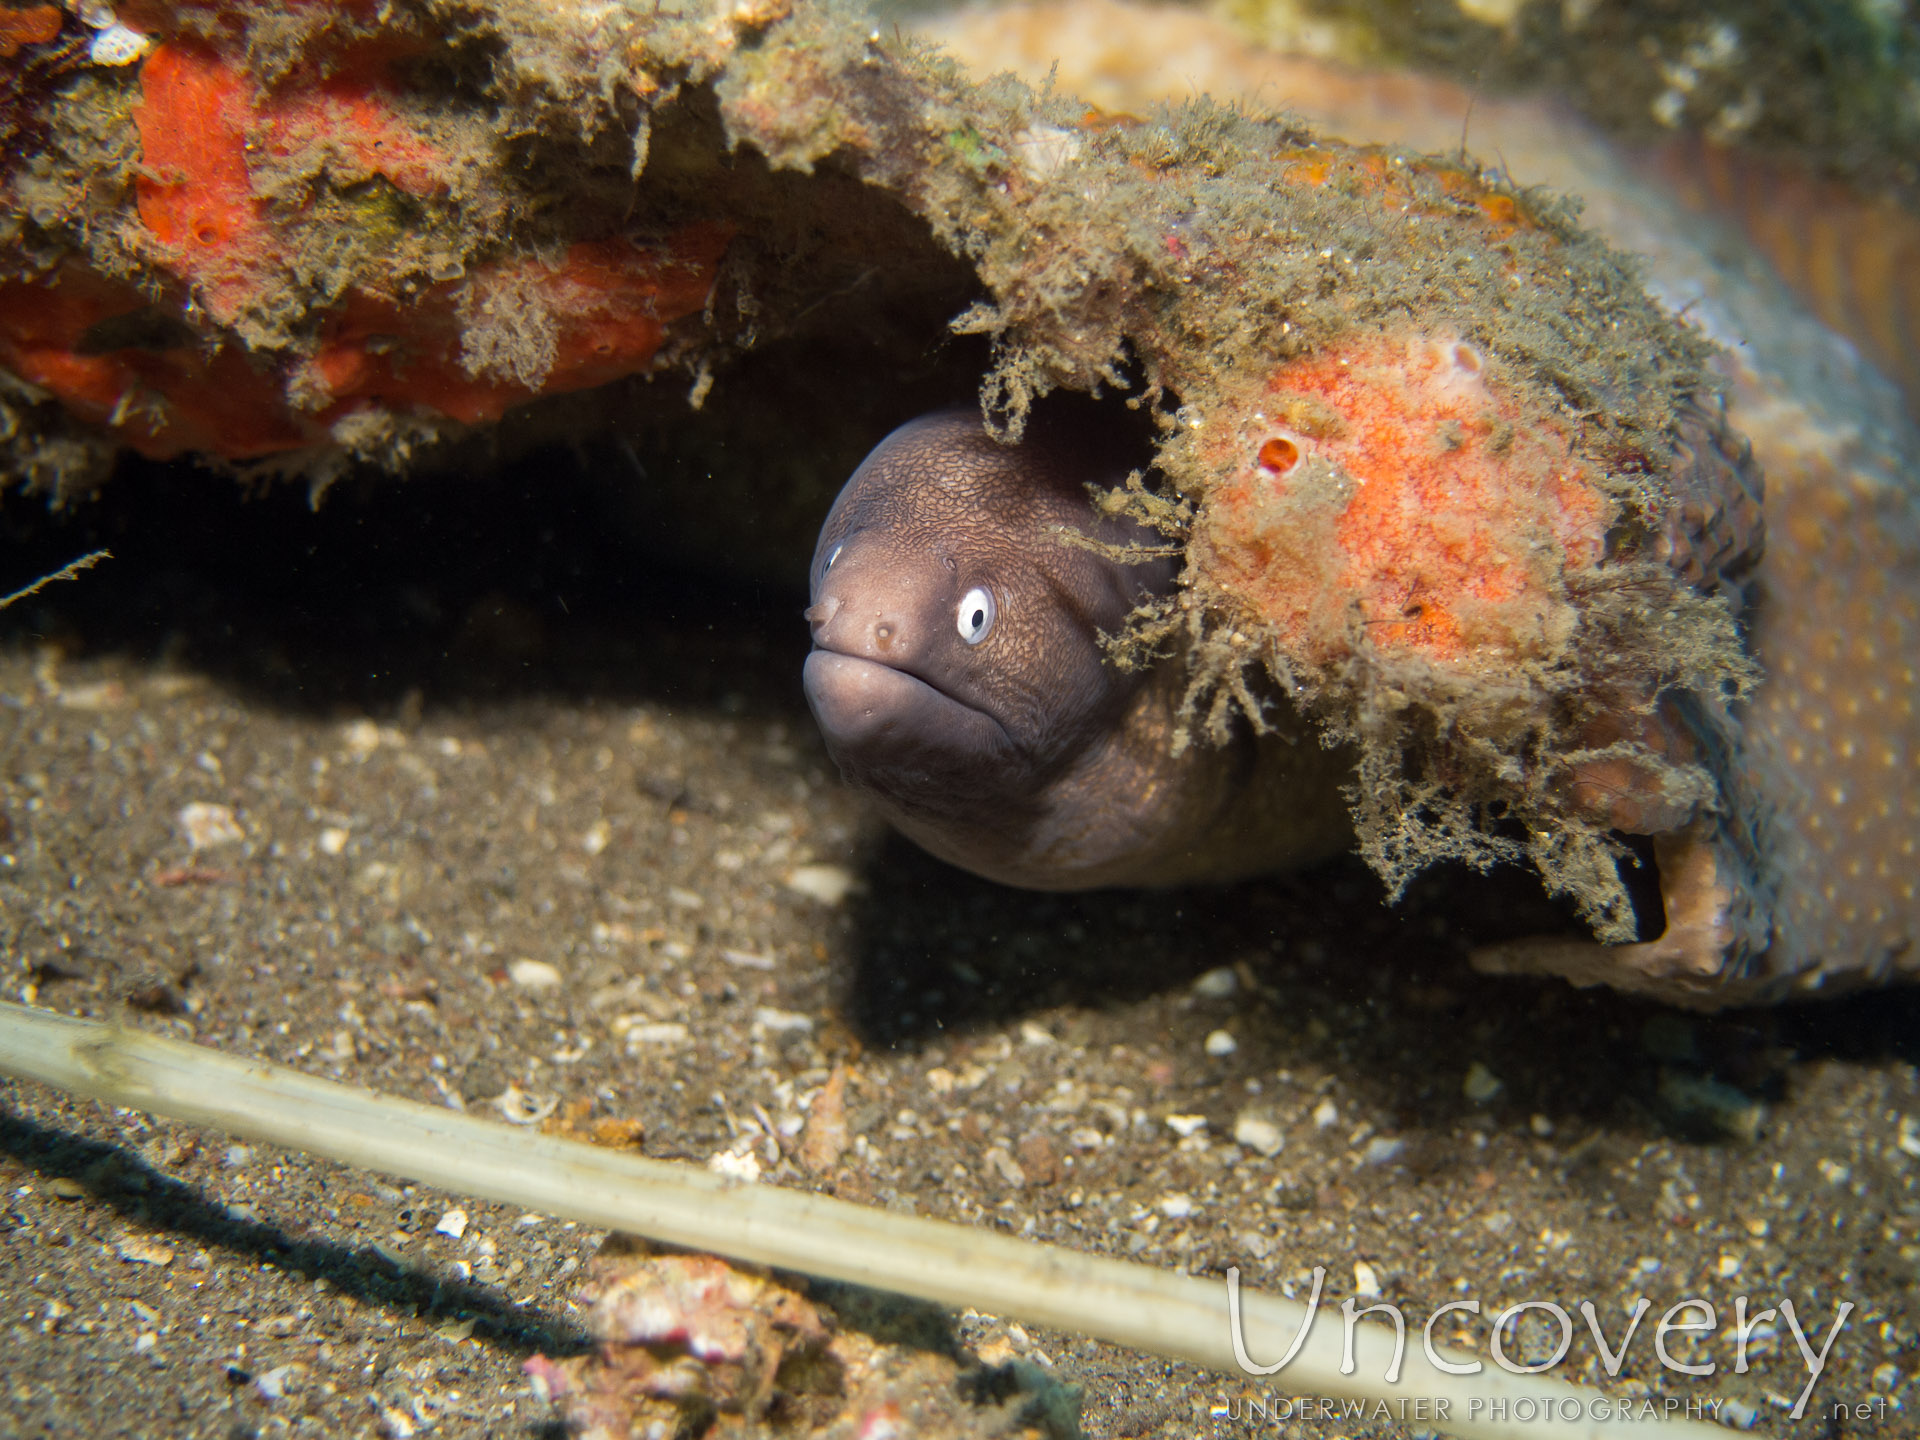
[524,1238,1080,1439]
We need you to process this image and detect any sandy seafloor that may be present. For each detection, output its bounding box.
[2,434,1919,1440]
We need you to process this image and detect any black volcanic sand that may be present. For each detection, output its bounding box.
[3,451,1918,1440]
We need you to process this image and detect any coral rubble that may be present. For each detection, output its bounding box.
[525,1239,1079,1439]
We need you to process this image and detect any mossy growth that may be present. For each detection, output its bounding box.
[1217,0,1920,196]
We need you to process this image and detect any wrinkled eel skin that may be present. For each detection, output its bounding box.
[802,408,1352,890]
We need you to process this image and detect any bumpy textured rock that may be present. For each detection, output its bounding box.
[524,1239,1080,1439]
[2,0,1911,1005]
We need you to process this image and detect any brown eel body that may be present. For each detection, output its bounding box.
[804,405,1919,1011]
[802,409,1351,890]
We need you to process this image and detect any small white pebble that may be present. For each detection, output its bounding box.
[224,1145,252,1168]
[721,947,776,970]
[1233,1113,1284,1158]
[1462,1062,1503,1104]
[752,1006,812,1032]
[1164,1113,1209,1139]
[580,820,610,855]
[1353,1260,1383,1298]
[115,1238,174,1267]
[1898,1118,1920,1158]
[339,718,385,757]
[1360,1136,1406,1166]
[709,1148,762,1183]
[1872,1363,1903,1392]
[783,864,858,905]
[1717,1253,1742,1278]
[984,1147,1027,1188]
[317,826,349,856]
[254,1365,293,1401]
[507,958,562,990]
[1530,1114,1554,1137]
[1312,1098,1339,1129]
[177,801,244,851]
[1019,1020,1056,1046]
[624,1021,690,1048]
[1157,1193,1194,1219]
[491,1086,558,1125]
[1191,966,1239,999]
[434,1209,468,1239]
[89,22,152,65]
[1204,1029,1237,1057]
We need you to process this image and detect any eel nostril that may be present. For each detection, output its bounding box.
[804,597,840,626]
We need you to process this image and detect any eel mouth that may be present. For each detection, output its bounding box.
[802,649,1013,764]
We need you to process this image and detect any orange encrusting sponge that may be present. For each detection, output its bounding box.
[0,39,729,460]
[1196,333,1608,668]
[0,5,61,59]
[292,228,736,429]
[132,42,278,329]
[0,266,314,458]
[132,41,455,329]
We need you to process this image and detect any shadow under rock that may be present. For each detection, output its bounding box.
[839,827,1613,1044]
[0,438,814,725]
[0,1103,593,1358]
[838,828,1920,1141]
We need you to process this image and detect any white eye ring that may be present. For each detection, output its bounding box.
[956,586,996,645]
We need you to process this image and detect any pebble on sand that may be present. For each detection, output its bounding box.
[507,959,562,990]
[783,863,859,905]
[1233,1112,1285,1157]
[176,801,244,851]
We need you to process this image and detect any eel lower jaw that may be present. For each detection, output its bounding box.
[803,649,1014,773]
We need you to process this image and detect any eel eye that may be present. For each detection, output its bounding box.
[956,586,996,645]
[823,543,844,572]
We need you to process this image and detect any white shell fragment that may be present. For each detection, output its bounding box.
[89,22,152,65]
[177,801,244,851]
[1232,1112,1284,1158]
[506,958,562,990]
[783,863,858,905]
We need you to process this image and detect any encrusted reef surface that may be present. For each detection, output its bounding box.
[0,0,1903,1003]
[1209,0,1920,200]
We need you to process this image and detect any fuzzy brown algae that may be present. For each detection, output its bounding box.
[0,0,1912,1006]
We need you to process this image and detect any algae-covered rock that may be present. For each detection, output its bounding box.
[0,0,1906,1006]
[1212,0,1920,197]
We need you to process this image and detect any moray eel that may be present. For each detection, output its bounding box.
[803,409,1351,889]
